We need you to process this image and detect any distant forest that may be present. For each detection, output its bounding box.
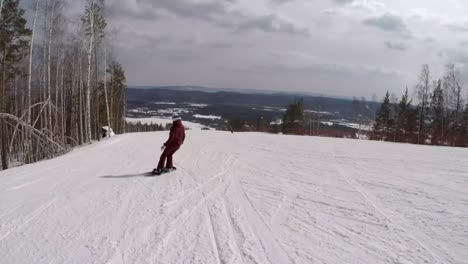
[372,64,468,147]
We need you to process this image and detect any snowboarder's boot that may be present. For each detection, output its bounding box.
[152,168,164,175]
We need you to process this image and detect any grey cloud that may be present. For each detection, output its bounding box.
[106,0,161,20]
[384,41,408,51]
[445,22,468,32]
[237,14,309,35]
[331,0,354,5]
[206,42,236,49]
[224,61,409,97]
[90,0,465,98]
[270,0,295,4]
[108,0,308,36]
[438,49,468,85]
[148,0,229,23]
[257,50,409,78]
[206,41,254,49]
[363,13,407,32]
[441,49,468,64]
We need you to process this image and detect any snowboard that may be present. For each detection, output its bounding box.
[150,167,177,176]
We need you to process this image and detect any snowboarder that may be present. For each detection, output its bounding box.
[153,113,185,175]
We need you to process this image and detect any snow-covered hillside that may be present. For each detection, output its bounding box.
[1,132,467,263]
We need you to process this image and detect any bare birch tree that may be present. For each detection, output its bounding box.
[415,64,431,144]
[83,0,95,143]
[0,0,127,171]
[25,0,41,163]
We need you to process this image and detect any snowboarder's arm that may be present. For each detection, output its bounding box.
[164,128,175,146]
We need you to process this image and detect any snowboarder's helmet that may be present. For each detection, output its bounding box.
[172,112,181,121]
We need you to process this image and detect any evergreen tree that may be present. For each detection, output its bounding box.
[431,80,444,144]
[463,100,468,135]
[406,108,418,134]
[395,88,411,140]
[374,91,392,134]
[282,98,304,134]
[108,61,126,134]
[256,116,269,132]
[230,117,245,131]
[0,0,31,169]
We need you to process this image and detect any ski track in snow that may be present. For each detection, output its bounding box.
[1,131,467,264]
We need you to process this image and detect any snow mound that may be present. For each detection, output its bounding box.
[1,132,467,263]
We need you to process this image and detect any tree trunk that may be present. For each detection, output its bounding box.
[103,44,111,136]
[47,22,53,143]
[0,0,4,21]
[60,49,65,145]
[1,46,9,170]
[79,54,84,144]
[43,1,49,143]
[25,0,40,163]
[94,39,100,141]
[110,72,113,130]
[85,0,96,143]
[122,81,126,133]
[54,49,61,135]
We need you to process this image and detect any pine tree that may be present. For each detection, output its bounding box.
[108,61,126,134]
[256,116,269,132]
[463,100,468,135]
[406,108,418,134]
[282,98,304,134]
[0,0,31,169]
[395,88,410,141]
[374,91,392,135]
[431,80,444,144]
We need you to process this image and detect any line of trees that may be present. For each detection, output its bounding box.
[373,64,468,147]
[0,0,127,170]
[126,122,173,133]
[228,98,357,138]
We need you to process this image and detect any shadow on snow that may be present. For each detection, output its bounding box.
[99,172,155,178]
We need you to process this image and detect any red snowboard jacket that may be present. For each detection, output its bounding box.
[164,120,185,148]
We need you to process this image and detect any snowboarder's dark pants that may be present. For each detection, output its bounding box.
[157,145,180,170]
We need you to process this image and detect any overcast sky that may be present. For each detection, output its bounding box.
[93,0,468,98]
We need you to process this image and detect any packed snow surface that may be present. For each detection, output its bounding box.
[1,132,467,264]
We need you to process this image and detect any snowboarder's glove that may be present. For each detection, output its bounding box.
[161,145,165,151]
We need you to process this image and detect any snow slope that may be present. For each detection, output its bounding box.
[1,132,467,264]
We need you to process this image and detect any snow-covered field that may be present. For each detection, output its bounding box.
[1,132,467,263]
[193,114,222,120]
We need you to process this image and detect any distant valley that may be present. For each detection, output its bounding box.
[126,86,379,131]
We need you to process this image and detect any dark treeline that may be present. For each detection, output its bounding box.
[230,98,359,138]
[125,122,172,133]
[373,64,468,147]
[0,0,127,170]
